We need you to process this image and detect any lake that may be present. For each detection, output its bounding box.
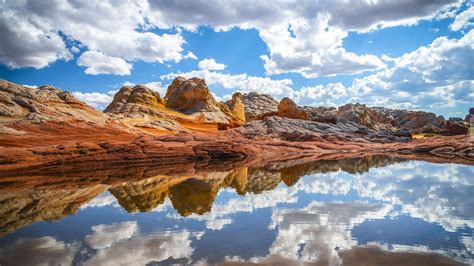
[0,156,473,265]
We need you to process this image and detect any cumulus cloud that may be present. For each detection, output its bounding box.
[0,6,71,68]
[198,58,226,70]
[259,15,386,78]
[77,51,132,75]
[1,0,463,79]
[450,5,474,31]
[161,70,295,99]
[81,192,118,209]
[346,29,474,110]
[0,0,189,69]
[296,83,346,106]
[183,51,198,60]
[146,0,460,77]
[72,91,113,110]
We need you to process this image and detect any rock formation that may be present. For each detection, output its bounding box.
[0,78,472,173]
[274,98,468,136]
[104,77,246,133]
[278,97,309,120]
[105,85,165,113]
[242,92,278,120]
[465,107,474,123]
[225,92,246,123]
[0,80,108,125]
[165,77,243,128]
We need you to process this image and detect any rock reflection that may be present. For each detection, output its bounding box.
[0,155,473,265]
[109,155,405,215]
[0,184,106,236]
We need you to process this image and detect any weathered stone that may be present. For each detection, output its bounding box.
[278,97,309,120]
[225,92,246,123]
[242,92,278,120]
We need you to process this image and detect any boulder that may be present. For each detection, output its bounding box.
[165,77,242,128]
[225,92,246,123]
[442,119,468,135]
[105,85,164,113]
[0,79,107,124]
[465,107,474,123]
[242,92,278,120]
[278,97,309,120]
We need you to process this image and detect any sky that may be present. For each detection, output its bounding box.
[0,0,473,118]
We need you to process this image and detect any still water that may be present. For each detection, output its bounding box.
[0,156,473,265]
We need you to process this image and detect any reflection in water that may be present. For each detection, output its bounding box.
[0,155,473,265]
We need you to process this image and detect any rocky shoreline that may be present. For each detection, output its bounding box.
[0,77,472,173]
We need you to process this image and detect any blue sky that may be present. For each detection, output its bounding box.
[0,0,473,117]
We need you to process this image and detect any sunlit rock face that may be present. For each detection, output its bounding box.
[242,92,279,121]
[165,76,243,128]
[0,80,108,125]
[274,97,468,135]
[104,76,245,133]
[104,85,165,113]
[278,97,309,120]
[224,92,246,123]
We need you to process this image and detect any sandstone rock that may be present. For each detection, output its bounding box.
[0,79,107,124]
[465,107,474,123]
[237,116,411,143]
[278,97,309,120]
[442,119,468,135]
[165,77,243,128]
[104,84,185,132]
[242,92,278,120]
[225,92,246,122]
[105,85,165,114]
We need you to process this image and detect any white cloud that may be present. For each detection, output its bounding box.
[72,91,113,109]
[198,58,226,70]
[81,192,118,209]
[259,16,386,78]
[77,51,132,75]
[296,82,346,106]
[346,30,474,110]
[145,0,460,77]
[0,6,72,68]
[1,0,463,79]
[161,70,294,100]
[450,5,474,31]
[184,51,198,60]
[1,0,188,69]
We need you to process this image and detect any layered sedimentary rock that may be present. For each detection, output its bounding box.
[278,97,309,120]
[165,77,244,128]
[104,84,189,133]
[242,92,279,120]
[0,79,472,173]
[274,98,468,135]
[104,77,245,133]
[225,92,246,122]
[465,107,474,123]
[0,80,109,127]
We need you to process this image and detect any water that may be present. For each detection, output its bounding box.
[0,156,473,265]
